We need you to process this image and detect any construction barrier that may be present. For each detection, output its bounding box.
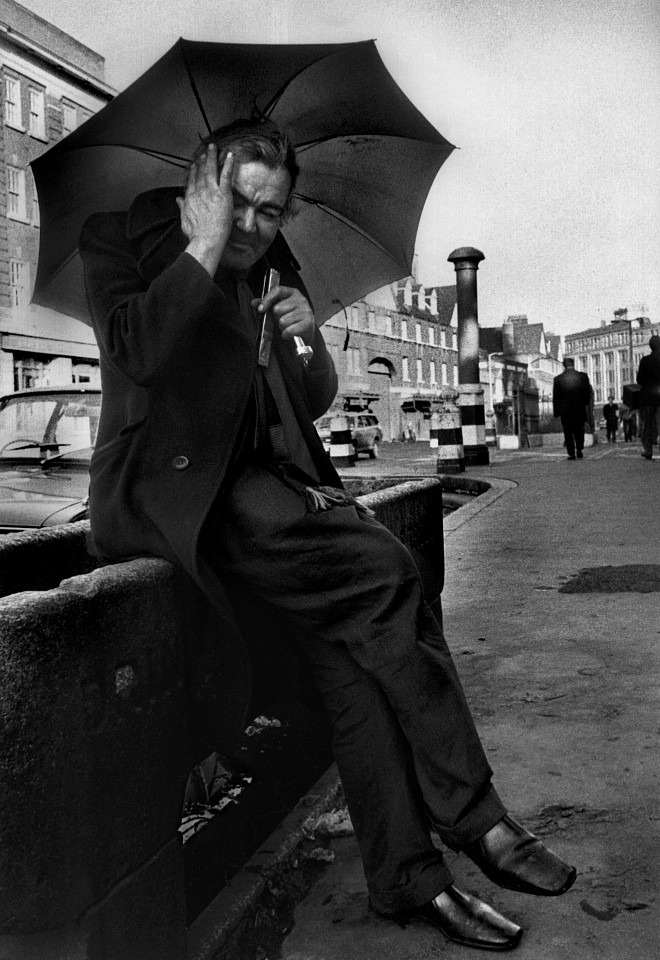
[458,384,489,466]
[329,415,355,467]
[436,392,465,474]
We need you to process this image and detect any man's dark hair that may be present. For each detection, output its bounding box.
[193,119,299,220]
[649,334,660,352]
[563,357,575,368]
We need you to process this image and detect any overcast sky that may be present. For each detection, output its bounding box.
[23,0,660,336]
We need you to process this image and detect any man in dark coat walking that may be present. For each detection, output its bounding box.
[553,358,592,459]
[603,395,619,443]
[80,120,575,952]
[637,334,660,459]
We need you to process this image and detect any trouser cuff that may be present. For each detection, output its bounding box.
[368,859,454,916]
[434,786,507,851]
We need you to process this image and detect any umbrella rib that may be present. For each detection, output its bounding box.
[179,39,213,136]
[49,142,190,167]
[292,193,400,261]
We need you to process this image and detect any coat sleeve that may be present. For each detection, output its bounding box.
[552,378,560,418]
[80,212,249,388]
[303,325,339,420]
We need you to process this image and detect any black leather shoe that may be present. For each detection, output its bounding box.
[462,815,577,896]
[413,884,522,951]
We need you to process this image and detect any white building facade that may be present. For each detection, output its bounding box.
[0,0,114,395]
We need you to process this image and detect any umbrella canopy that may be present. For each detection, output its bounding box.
[31,39,454,325]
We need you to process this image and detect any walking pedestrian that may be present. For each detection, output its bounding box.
[553,358,592,459]
[637,335,660,460]
[603,395,619,443]
[80,119,575,952]
[619,402,634,442]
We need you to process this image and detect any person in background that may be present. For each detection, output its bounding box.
[636,335,660,460]
[603,395,619,443]
[553,358,592,460]
[619,402,634,442]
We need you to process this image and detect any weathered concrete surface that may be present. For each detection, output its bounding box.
[268,443,659,960]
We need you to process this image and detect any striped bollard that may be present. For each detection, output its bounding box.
[436,393,465,474]
[329,415,356,467]
[459,384,489,466]
[429,412,440,449]
[485,410,497,447]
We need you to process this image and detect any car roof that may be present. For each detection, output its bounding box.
[1,385,101,401]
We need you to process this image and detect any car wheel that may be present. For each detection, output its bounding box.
[369,440,379,459]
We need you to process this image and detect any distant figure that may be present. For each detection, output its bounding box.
[553,358,592,460]
[636,334,660,460]
[619,402,635,442]
[603,395,619,443]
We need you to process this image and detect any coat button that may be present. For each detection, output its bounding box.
[171,455,190,470]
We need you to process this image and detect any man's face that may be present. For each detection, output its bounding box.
[219,159,291,273]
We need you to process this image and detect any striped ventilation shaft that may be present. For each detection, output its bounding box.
[329,415,356,467]
[435,395,465,473]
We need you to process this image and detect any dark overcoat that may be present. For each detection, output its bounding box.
[636,350,660,407]
[79,187,340,750]
[552,368,592,420]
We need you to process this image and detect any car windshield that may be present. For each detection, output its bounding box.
[0,392,101,462]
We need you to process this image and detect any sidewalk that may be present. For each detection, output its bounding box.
[205,443,660,960]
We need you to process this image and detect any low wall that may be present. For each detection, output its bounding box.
[0,478,446,959]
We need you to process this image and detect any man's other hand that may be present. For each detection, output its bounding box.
[254,286,315,343]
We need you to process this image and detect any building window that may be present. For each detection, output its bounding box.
[402,357,410,381]
[347,346,361,375]
[401,320,408,340]
[368,310,376,332]
[442,362,448,385]
[416,358,423,382]
[29,170,39,225]
[453,365,458,384]
[10,260,29,309]
[13,354,47,391]
[28,89,46,139]
[428,327,435,346]
[349,305,359,329]
[4,76,22,128]
[7,166,27,220]
[430,360,436,384]
[415,322,422,343]
[62,103,78,136]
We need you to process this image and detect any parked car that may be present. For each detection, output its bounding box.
[0,385,101,532]
[315,412,383,458]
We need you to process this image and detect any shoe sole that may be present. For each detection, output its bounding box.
[482,864,577,897]
[413,915,523,951]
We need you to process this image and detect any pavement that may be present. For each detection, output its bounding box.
[198,439,660,960]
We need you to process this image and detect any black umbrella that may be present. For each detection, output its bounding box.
[31,38,454,325]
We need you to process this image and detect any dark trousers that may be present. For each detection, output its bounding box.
[560,413,585,457]
[640,405,660,455]
[204,467,505,913]
[606,420,617,442]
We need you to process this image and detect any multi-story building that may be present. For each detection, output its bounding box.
[0,0,114,395]
[479,315,563,437]
[322,277,459,441]
[564,305,659,407]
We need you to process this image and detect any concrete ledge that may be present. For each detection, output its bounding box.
[0,476,448,957]
[443,477,517,534]
[186,765,342,960]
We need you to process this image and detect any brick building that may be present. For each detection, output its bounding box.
[0,0,113,395]
[322,277,459,441]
